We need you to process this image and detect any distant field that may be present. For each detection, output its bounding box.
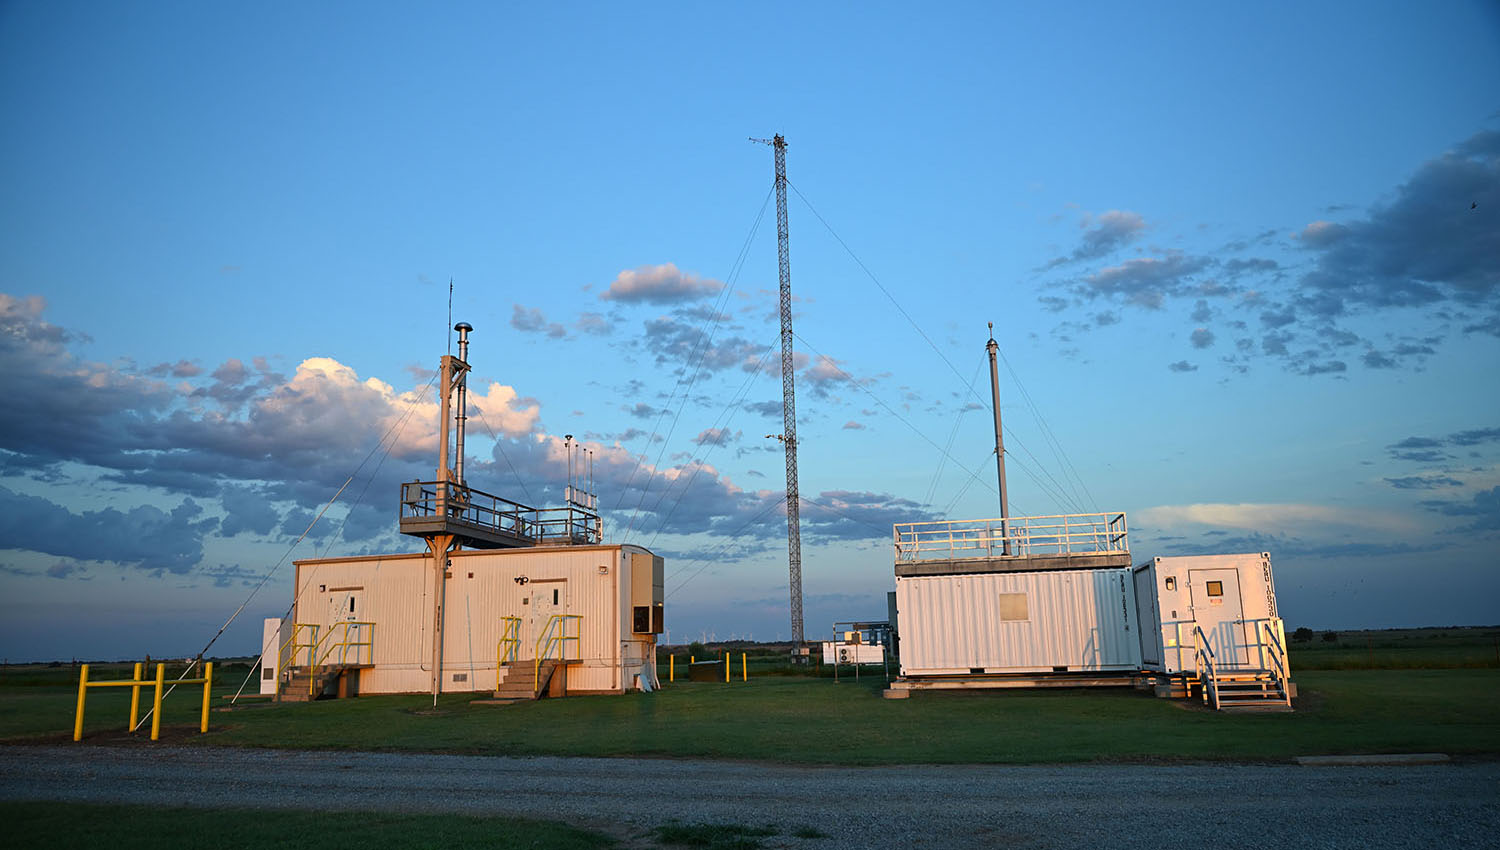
[1286,626,1500,669]
[3,650,1497,764]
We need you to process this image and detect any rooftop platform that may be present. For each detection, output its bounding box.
[399,481,600,549]
[893,512,1130,578]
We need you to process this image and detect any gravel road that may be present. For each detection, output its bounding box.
[2,745,1496,849]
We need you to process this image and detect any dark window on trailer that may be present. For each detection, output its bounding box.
[1206,580,1224,597]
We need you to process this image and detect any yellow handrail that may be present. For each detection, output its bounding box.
[312,621,376,668]
[533,614,583,696]
[495,616,522,690]
[278,622,319,673]
[307,621,376,697]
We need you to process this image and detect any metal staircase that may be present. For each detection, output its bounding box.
[275,620,375,702]
[279,665,352,702]
[494,659,563,700]
[490,614,583,701]
[1192,620,1293,712]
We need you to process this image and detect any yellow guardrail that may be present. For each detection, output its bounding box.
[74,661,212,742]
[495,616,522,690]
[534,614,583,696]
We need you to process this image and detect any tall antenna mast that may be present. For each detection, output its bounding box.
[753,133,804,651]
[986,322,1010,554]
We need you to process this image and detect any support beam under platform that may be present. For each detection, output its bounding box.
[885,672,1140,693]
[894,551,1133,578]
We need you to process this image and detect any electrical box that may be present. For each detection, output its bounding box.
[630,553,664,634]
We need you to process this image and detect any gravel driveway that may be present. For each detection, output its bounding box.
[2,745,1496,849]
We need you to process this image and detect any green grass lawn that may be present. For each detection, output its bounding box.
[2,802,615,850]
[6,660,1498,763]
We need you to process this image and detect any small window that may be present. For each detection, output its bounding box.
[1164,576,1176,591]
[1206,580,1224,597]
[997,592,1028,621]
[349,597,355,613]
[553,589,559,605]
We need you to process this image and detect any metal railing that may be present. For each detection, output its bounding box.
[893,512,1128,562]
[1251,617,1292,708]
[531,505,603,545]
[534,614,583,696]
[312,621,375,669]
[278,622,319,671]
[73,661,213,742]
[1193,625,1221,710]
[495,616,522,690]
[277,620,376,699]
[400,481,601,545]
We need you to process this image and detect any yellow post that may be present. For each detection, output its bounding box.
[690,656,694,664]
[200,662,213,733]
[724,652,729,683]
[73,664,89,742]
[150,663,165,741]
[669,655,674,683]
[742,652,747,682]
[128,662,143,733]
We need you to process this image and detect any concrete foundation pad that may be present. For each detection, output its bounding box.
[1296,753,1451,766]
[881,688,910,699]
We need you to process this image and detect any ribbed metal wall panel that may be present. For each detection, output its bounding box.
[293,544,659,695]
[895,568,1141,675]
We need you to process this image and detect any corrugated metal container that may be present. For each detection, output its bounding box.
[895,568,1141,675]
[1133,552,1279,674]
[291,544,662,695]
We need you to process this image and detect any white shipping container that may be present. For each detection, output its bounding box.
[895,568,1141,676]
[1133,552,1281,674]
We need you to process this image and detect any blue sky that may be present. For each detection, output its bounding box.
[2,2,1498,661]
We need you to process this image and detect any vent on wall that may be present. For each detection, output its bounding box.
[452,673,468,683]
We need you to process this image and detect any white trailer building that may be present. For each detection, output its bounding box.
[260,321,666,701]
[266,544,662,698]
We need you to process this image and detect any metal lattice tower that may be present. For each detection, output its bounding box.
[771,134,804,648]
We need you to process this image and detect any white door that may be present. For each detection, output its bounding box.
[1189,569,1249,668]
[526,581,568,660]
[325,589,364,664]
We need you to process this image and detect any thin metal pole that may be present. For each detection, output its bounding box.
[986,324,1010,554]
[453,324,471,486]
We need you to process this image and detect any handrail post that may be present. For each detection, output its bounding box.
[150,663,165,741]
[73,664,89,742]
[128,662,143,733]
[200,662,213,733]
